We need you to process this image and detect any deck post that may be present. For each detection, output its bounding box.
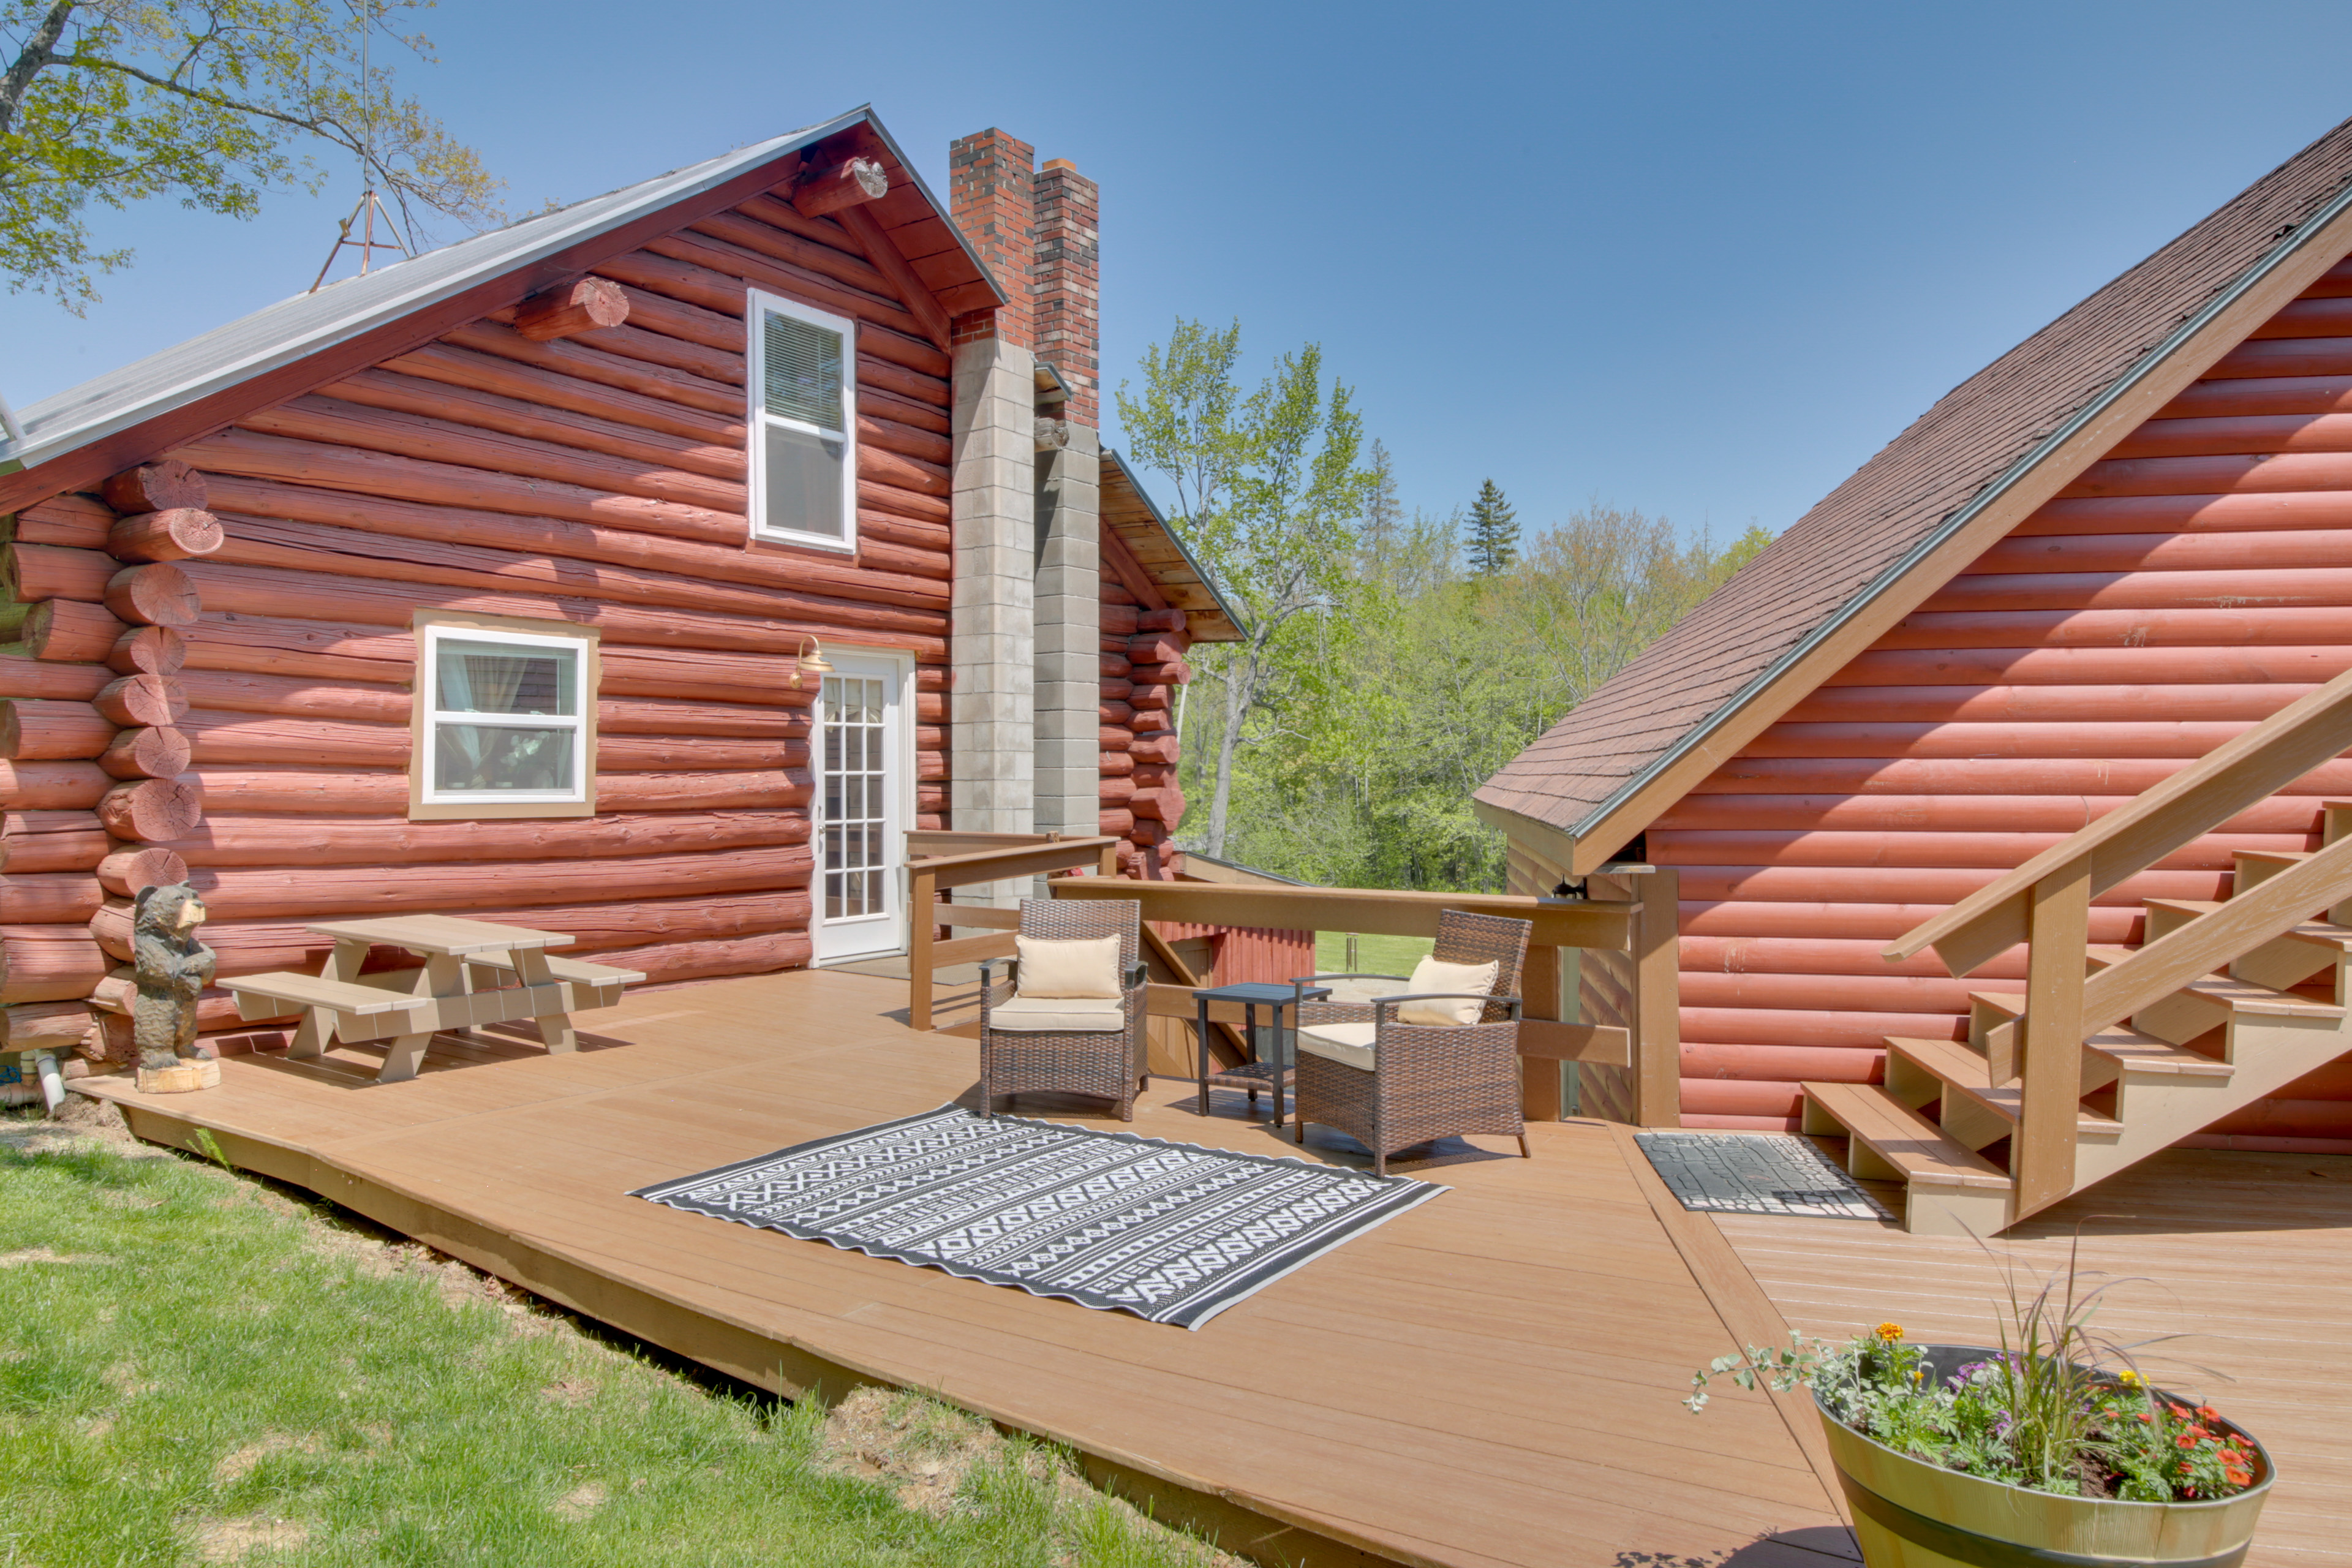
[909,867,938,1032]
[1520,944,1564,1121]
[1631,867,1682,1128]
[2015,857,2090,1219]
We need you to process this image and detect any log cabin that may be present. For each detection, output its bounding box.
[0,107,1238,1078]
[1478,111,2352,1227]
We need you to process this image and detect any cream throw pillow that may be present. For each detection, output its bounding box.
[1394,956,1499,1027]
[1014,934,1125,999]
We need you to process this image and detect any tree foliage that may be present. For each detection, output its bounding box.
[1188,496,1769,890]
[1,0,500,310]
[1464,477,1518,576]
[1118,319,1373,860]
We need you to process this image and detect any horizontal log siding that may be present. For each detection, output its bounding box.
[1652,255,2352,1142]
[51,194,956,997]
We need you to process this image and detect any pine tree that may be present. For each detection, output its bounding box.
[1464,479,1518,576]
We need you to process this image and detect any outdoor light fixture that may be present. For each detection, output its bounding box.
[790,636,834,689]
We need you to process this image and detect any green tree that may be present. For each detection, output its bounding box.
[1359,437,1401,565]
[1464,477,1518,576]
[1118,318,1374,861]
[2,0,500,310]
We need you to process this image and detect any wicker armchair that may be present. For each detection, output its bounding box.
[1287,910,1533,1175]
[976,898,1150,1121]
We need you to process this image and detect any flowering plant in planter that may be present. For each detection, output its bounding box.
[1684,1237,2262,1504]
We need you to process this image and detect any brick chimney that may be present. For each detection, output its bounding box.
[947,130,1035,348]
[1031,159,1100,428]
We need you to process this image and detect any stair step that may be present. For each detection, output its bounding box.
[2083,946,2346,1018]
[1801,1082,2014,1191]
[1885,1038,2127,1136]
[2084,1023,2234,1079]
[2142,899,2352,953]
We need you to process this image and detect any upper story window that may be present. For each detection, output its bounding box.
[747,289,858,551]
[410,612,598,820]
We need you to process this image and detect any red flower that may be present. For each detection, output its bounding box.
[2225,1468,2253,1487]
[2176,1436,2198,1450]
[2196,1406,2220,1421]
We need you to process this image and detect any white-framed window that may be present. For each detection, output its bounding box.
[746,288,858,550]
[412,616,598,819]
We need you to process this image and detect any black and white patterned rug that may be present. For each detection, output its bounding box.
[1635,1131,1894,1221]
[631,1106,1447,1329]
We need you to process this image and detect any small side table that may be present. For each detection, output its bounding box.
[1194,981,1330,1125]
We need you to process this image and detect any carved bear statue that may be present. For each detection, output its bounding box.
[132,883,219,1093]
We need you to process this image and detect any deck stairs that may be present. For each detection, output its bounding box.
[1799,801,2352,1235]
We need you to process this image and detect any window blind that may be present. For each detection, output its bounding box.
[763,309,845,431]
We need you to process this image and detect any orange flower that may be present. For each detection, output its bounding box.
[2176,1435,2198,1450]
[2225,1468,2253,1487]
[1874,1322,1904,1343]
[2197,1406,2221,1421]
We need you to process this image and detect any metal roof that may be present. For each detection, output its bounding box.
[1,105,998,478]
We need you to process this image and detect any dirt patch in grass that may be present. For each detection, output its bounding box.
[193,1514,311,1562]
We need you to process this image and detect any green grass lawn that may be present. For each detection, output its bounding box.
[0,1107,1233,1567]
[1313,931,1434,979]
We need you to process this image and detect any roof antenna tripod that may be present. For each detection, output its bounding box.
[307,0,408,292]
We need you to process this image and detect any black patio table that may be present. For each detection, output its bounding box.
[1193,980,1331,1126]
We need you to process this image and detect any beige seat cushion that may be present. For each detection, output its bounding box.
[1396,956,1499,1027]
[1014,934,1124,999]
[988,995,1129,1033]
[1296,1020,1378,1071]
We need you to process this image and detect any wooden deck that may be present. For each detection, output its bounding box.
[78,966,1858,1568]
[1721,1151,2352,1568]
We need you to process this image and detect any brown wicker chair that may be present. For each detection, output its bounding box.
[1287,909,1533,1175]
[976,898,1150,1121]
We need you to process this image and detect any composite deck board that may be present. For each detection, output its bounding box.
[80,967,1849,1568]
[1717,1147,2352,1567]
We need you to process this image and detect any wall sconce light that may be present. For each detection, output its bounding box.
[790,636,834,690]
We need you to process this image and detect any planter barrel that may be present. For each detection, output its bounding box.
[1816,1346,2272,1568]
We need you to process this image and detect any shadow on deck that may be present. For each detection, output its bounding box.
[104,962,2344,1567]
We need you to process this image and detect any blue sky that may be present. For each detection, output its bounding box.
[13,1,2352,543]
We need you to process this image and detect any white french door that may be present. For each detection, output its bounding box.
[813,650,912,962]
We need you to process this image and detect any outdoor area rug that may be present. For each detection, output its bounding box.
[631,1106,1447,1328]
[1634,1130,1894,1221]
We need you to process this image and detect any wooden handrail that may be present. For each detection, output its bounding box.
[2079,835,2352,1035]
[1047,878,1637,949]
[905,835,1120,1030]
[1885,665,2352,977]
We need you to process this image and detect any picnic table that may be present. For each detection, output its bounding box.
[222,915,644,1084]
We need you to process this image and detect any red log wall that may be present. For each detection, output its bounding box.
[2,186,960,1058]
[1652,252,2352,1150]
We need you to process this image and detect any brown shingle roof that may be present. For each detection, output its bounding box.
[1477,113,2352,847]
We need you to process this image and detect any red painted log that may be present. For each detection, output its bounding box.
[1128,683,1170,710]
[1679,1006,1966,1051]
[11,495,113,548]
[438,320,739,417]
[0,874,102,924]
[27,600,128,663]
[101,461,206,514]
[1885,606,2352,650]
[162,810,809,867]
[0,761,110,810]
[587,929,812,986]
[1923,567,2352,616]
[1746,720,2274,760]
[1099,725,1133,751]
[1679,899,2144,945]
[105,564,200,627]
[1129,734,1180,766]
[1829,644,2352,687]
[513,276,631,342]
[1,543,113,602]
[1981,528,2352,576]
[1130,660,1192,686]
[96,846,189,896]
[0,811,108,872]
[0,660,107,702]
[1681,1042,1882,1084]
[2207,337,2352,380]
[1131,787,1184,823]
[1668,864,2230,906]
[1693,754,2352,797]
[791,154,889,218]
[2155,372,2352,420]
[186,843,812,922]
[1099,809,1136,837]
[107,625,186,676]
[1681,935,2027,981]
[94,674,187,728]
[1099,776,1136,804]
[1651,828,2294,872]
[1,700,112,760]
[1783,684,2305,726]
[108,509,223,564]
[1136,609,1188,634]
[1,1000,98,1049]
[1679,970,2012,1015]
[0,924,111,1002]
[99,726,191,780]
[1099,751,1134,777]
[1656,792,2317,835]
[376,342,737,446]
[1100,604,1141,638]
[1099,700,1135,726]
[1099,654,1133,679]
[99,778,203,843]
[1131,709,1171,734]
[1128,633,1188,665]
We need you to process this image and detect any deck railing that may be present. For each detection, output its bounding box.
[903,832,1120,1031]
[1049,875,1678,1121]
[1885,663,2352,1218]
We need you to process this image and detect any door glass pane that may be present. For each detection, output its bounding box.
[821,673,891,925]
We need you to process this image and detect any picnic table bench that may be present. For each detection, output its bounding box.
[224,915,644,1084]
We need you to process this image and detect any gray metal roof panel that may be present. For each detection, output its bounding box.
[1,104,1001,478]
